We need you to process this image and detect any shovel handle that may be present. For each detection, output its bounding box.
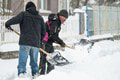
[65,45,75,49]
[12,29,20,35]
[39,48,53,59]
[39,48,50,55]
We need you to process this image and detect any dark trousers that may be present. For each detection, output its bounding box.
[39,43,54,75]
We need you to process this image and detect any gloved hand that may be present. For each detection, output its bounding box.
[61,47,65,51]
[5,24,13,31]
[60,42,66,47]
[7,27,13,31]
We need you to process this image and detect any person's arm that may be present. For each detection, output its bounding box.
[41,17,46,41]
[5,12,24,30]
[49,22,66,47]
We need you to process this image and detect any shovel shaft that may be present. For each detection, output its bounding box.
[12,29,20,35]
[39,48,50,55]
[14,30,20,35]
[65,45,75,49]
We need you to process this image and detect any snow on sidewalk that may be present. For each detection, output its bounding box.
[0,43,19,52]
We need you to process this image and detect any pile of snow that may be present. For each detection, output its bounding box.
[0,38,120,80]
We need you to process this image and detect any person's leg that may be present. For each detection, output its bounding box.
[39,44,47,75]
[46,44,55,74]
[29,46,39,76]
[39,53,47,75]
[18,45,30,76]
[47,62,54,74]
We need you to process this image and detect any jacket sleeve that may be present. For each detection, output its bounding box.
[41,17,46,41]
[49,21,66,46]
[5,12,24,28]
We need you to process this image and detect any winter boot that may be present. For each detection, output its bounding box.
[47,63,54,74]
[32,73,39,79]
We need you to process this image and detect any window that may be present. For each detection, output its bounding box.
[0,0,11,14]
[58,0,67,11]
[39,0,48,10]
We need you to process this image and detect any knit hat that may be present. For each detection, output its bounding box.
[25,1,36,10]
[59,9,68,18]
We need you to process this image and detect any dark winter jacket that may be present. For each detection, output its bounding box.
[44,14,65,46]
[5,7,46,48]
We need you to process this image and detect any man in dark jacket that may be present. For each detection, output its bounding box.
[5,1,46,78]
[39,9,68,75]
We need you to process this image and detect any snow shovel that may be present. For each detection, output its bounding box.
[40,48,70,66]
[12,29,70,66]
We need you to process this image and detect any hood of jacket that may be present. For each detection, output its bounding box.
[25,2,38,15]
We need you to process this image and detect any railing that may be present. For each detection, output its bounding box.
[86,5,120,36]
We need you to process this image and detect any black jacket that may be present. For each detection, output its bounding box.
[5,7,46,48]
[46,14,65,46]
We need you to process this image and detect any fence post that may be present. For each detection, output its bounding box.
[110,6,113,34]
[117,6,120,33]
[98,5,101,35]
[86,6,89,37]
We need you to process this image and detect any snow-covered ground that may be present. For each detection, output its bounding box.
[0,35,120,80]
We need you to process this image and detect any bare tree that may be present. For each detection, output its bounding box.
[70,0,80,9]
[84,0,89,6]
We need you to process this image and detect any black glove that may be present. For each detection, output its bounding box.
[7,27,13,31]
[5,23,13,31]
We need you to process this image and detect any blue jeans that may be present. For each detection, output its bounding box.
[18,45,39,76]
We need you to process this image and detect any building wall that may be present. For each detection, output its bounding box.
[58,0,67,11]
[8,0,67,15]
[10,0,38,15]
[38,0,58,15]
[50,0,58,13]
[11,0,24,15]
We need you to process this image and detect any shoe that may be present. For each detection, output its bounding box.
[32,73,39,79]
[47,65,54,74]
[40,72,45,75]
[18,72,27,78]
[39,69,46,75]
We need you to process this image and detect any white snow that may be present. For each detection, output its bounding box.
[89,0,96,4]
[0,43,19,52]
[73,8,85,13]
[0,34,120,80]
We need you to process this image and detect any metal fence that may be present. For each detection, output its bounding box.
[0,16,20,45]
[86,5,120,36]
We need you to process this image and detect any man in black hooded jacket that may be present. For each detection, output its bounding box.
[39,9,68,75]
[5,1,46,78]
